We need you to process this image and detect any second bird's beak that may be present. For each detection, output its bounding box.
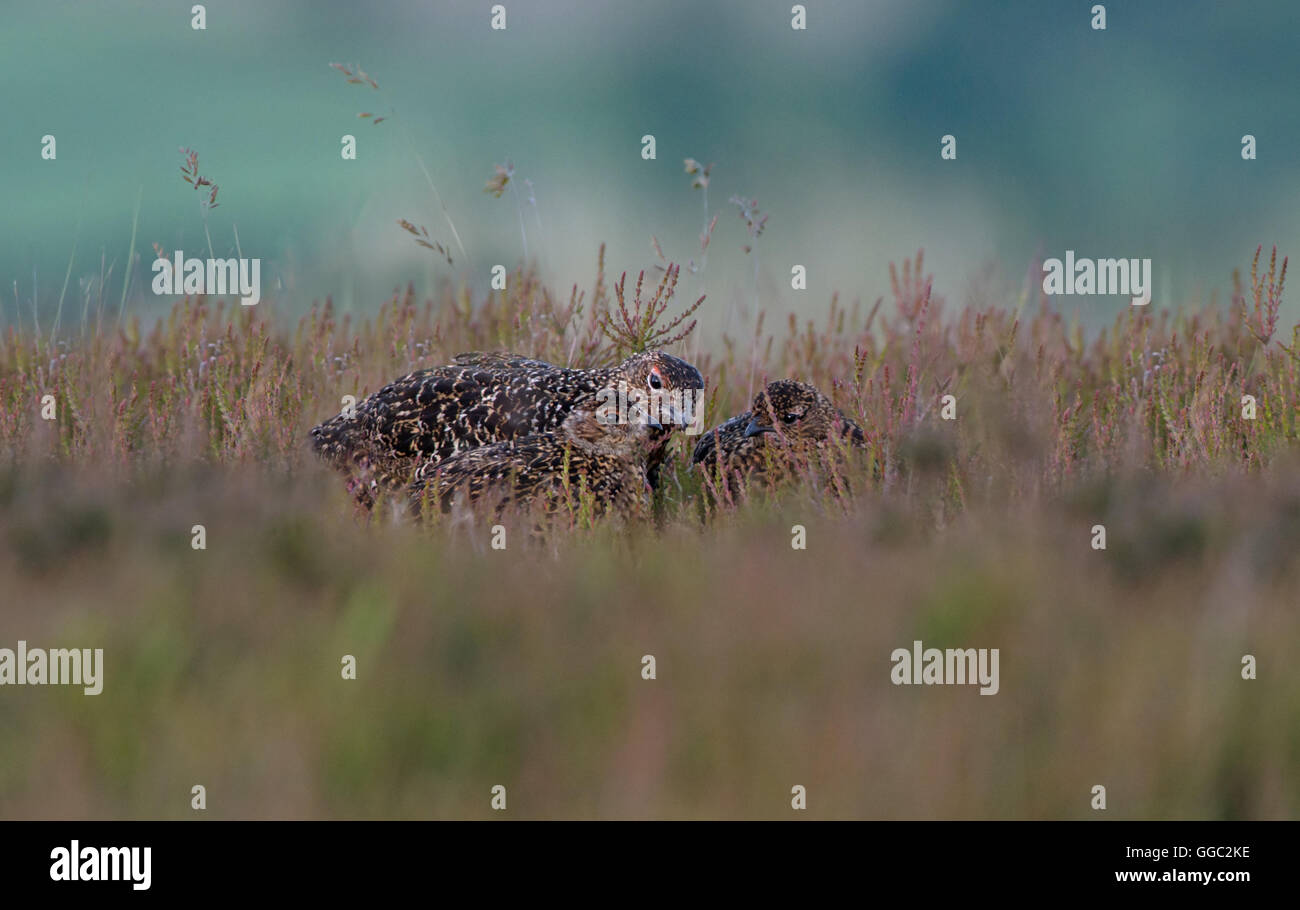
[744,420,775,438]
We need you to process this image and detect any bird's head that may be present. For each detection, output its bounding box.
[607,351,705,432]
[743,380,846,444]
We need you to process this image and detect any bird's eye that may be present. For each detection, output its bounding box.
[648,371,663,390]
[782,412,800,424]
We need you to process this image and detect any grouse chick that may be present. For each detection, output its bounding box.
[691,379,865,488]
[407,397,663,521]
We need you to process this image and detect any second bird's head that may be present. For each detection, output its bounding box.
[743,380,860,444]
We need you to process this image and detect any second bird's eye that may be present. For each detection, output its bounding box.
[782,412,799,424]
[648,372,663,390]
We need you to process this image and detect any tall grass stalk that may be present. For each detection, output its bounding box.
[116,185,142,330]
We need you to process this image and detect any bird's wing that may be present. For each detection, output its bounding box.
[451,351,559,370]
[412,436,572,512]
[690,412,751,466]
[361,361,593,459]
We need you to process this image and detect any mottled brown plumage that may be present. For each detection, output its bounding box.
[407,400,658,521]
[310,350,704,504]
[691,379,865,487]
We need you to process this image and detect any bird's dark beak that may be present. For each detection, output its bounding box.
[744,420,774,438]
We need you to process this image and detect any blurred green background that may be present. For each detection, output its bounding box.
[4,0,1299,328]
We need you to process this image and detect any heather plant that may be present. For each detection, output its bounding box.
[1236,243,1289,349]
[597,264,705,359]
